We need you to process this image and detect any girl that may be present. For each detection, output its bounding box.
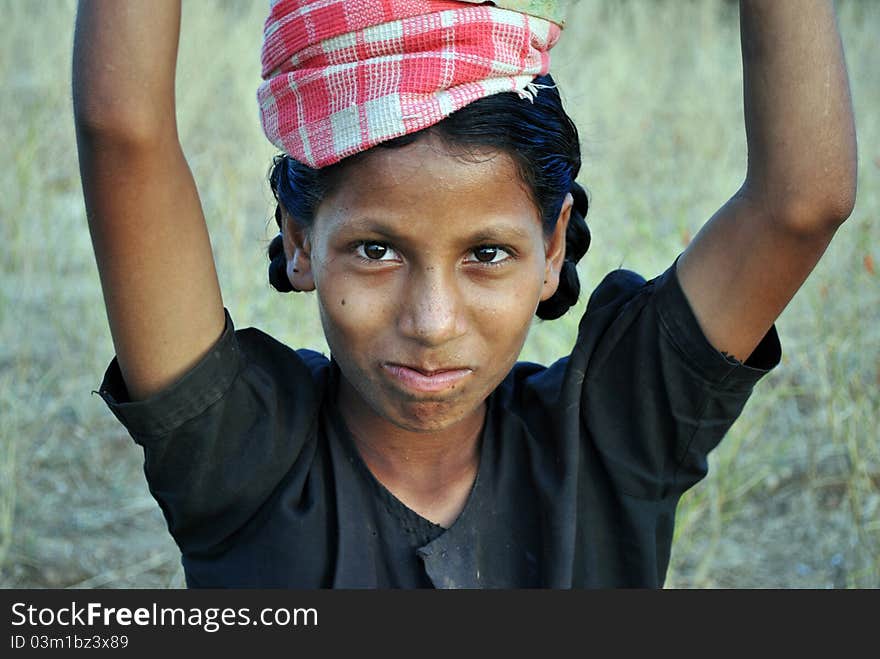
[73,0,857,587]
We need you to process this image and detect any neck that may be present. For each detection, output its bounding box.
[337,376,484,527]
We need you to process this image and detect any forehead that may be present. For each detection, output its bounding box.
[314,135,542,239]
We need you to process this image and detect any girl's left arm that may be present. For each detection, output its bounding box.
[676,0,857,362]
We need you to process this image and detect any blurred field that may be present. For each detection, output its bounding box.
[0,0,877,588]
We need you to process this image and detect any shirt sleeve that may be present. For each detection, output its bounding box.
[94,309,324,557]
[576,256,782,501]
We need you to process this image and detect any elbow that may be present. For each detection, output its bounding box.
[819,155,859,227]
[72,79,175,148]
[772,194,855,238]
[72,64,176,147]
[822,181,857,227]
[74,105,172,150]
[746,163,858,237]
[778,181,857,236]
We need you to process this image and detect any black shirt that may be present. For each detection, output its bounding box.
[96,258,781,588]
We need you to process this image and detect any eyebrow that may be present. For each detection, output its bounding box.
[465,226,533,244]
[339,217,534,245]
[337,218,406,242]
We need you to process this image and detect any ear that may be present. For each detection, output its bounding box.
[280,206,316,292]
[540,192,573,302]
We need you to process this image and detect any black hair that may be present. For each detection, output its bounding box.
[266,73,590,320]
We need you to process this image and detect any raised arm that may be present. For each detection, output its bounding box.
[676,0,857,362]
[74,0,225,400]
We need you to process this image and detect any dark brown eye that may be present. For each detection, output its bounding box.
[362,242,388,260]
[473,246,499,263]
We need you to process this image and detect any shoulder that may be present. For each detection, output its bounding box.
[484,267,649,437]
[583,267,649,314]
[98,309,333,438]
[489,259,780,500]
[494,257,780,421]
[495,266,652,393]
[235,324,331,387]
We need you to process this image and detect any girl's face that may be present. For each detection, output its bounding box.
[284,135,570,434]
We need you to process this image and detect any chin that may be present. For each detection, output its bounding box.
[387,398,481,434]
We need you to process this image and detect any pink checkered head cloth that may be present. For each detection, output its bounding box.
[258,0,563,168]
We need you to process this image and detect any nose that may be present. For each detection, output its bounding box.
[397,266,467,347]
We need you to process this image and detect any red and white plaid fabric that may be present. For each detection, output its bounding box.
[257,0,562,168]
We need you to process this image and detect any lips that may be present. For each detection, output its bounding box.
[382,363,473,394]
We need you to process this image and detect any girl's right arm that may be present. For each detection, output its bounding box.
[73,0,226,401]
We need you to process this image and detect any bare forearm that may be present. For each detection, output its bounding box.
[72,0,181,138]
[739,0,857,227]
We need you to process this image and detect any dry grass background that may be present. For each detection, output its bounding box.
[0,0,877,589]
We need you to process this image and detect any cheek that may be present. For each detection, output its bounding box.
[489,255,547,314]
[314,268,396,350]
[473,287,534,327]
[468,269,545,345]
